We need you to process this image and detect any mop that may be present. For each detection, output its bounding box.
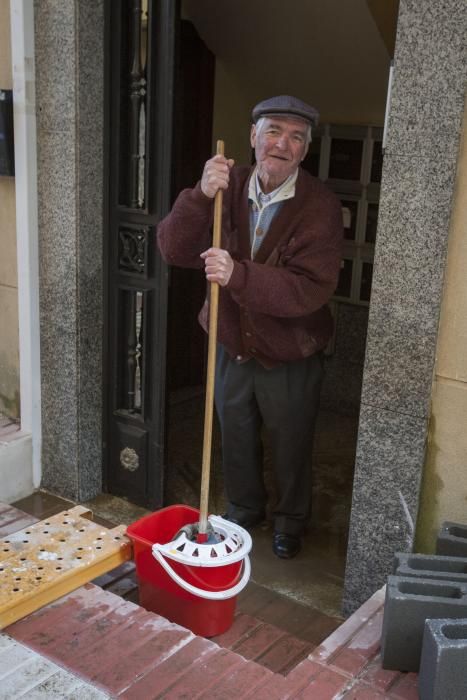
[166,140,250,555]
[127,185,251,638]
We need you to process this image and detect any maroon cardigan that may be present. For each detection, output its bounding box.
[157,166,343,367]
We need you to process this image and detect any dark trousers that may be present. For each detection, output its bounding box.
[214,345,324,536]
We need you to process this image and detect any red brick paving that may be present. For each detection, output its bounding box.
[340,684,387,699]
[298,666,352,699]
[163,648,248,699]
[326,609,384,677]
[118,637,217,698]
[2,502,423,698]
[357,656,401,693]
[10,584,125,647]
[257,633,312,674]
[238,582,341,645]
[211,611,315,674]
[48,602,145,665]
[199,656,274,699]
[242,672,292,700]
[231,620,286,660]
[385,672,420,700]
[93,622,195,696]
[211,612,261,648]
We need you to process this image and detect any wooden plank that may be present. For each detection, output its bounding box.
[0,506,132,629]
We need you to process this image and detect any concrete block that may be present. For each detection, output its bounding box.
[419,618,467,700]
[381,575,467,672]
[436,521,467,557]
[393,552,467,583]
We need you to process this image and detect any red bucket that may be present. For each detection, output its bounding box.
[126,504,251,637]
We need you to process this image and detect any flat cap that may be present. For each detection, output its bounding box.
[252,95,319,128]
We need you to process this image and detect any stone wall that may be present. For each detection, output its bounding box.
[343,0,467,613]
[35,0,104,500]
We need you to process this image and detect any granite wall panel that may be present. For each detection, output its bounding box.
[343,405,428,613]
[361,156,456,419]
[384,0,466,159]
[34,0,76,132]
[35,0,104,501]
[343,0,466,613]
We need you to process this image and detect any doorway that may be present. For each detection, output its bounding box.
[161,1,395,611]
[104,0,397,614]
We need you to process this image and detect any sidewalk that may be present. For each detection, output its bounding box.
[0,632,110,699]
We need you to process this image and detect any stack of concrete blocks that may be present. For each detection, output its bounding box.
[380,521,467,699]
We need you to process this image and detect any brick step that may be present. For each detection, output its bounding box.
[93,560,343,643]
[93,562,315,675]
[92,560,339,675]
[5,583,281,697]
[4,568,422,697]
[4,583,382,699]
[211,612,314,675]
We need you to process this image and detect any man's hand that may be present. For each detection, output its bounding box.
[201,155,235,199]
[200,247,234,286]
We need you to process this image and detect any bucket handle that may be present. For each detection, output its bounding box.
[152,549,251,600]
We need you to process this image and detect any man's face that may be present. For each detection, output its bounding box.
[250,116,309,192]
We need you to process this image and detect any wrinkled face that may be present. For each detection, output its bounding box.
[250,116,310,192]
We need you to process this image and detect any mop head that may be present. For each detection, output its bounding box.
[176,520,221,544]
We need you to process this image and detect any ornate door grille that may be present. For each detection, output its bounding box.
[103,0,177,507]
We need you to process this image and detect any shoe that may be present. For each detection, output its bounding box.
[221,513,264,530]
[272,532,301,559]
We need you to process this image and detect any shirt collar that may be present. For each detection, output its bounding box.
[248,167,298,209]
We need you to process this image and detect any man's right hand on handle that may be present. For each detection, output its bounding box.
[201,154,235,199]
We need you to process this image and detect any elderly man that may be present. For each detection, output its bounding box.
[158,95,343,558]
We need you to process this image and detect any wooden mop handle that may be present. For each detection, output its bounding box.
[198,140,225,535]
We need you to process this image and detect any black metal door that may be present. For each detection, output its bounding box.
[103,0,178,508]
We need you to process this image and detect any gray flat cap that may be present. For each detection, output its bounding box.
[252,95,319,128]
